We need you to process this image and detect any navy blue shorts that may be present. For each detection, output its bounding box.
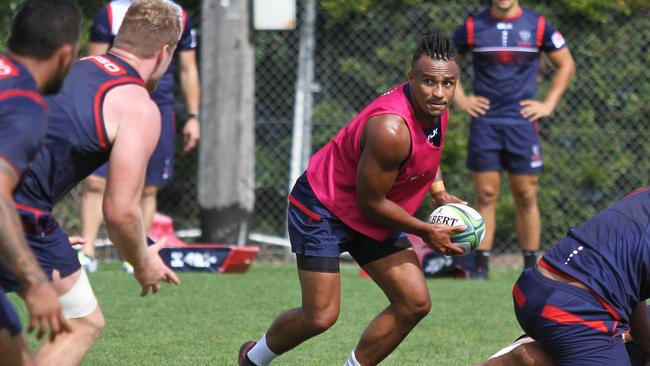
[0,208,80,293]
[466,119,543,174]
[513,266,630,366]
[288,174,410,267]
[92,104,175,186]
[0,290,21,336]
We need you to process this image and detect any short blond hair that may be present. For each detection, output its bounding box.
[113,0,182,58]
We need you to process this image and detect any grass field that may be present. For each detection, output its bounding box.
[10,261,525,365]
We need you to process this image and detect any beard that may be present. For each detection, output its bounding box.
[42,63,72,95]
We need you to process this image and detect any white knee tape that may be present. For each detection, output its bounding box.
[488,336,535,359]
[59,269,98,319]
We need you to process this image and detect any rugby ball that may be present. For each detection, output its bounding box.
[427,203,485,255]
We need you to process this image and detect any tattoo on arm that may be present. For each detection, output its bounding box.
[0,192,47,288]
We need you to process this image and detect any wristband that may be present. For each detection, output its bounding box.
[187,113,200,120]
[431,180,445,194]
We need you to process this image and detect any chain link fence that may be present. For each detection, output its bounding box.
[50,1,649,255]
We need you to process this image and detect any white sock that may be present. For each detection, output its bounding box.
[247,334,278,366]
[343,350,361,366]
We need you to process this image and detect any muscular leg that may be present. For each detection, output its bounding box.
[140,185,158,234]
[80,177,106,258]
[472,171,501,251]
[32,269,105,366]
[0,330,33,366]
[354,248,431,365]
[264,270,340,355]
[508,174,540,252]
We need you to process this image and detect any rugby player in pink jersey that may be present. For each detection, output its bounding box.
[240,30,466,366]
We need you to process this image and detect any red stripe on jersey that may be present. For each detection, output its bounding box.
[539,258,623,321]
[513,283,526,307]
[541,304,609,334]
[466,16,474,49]
[536,16,546,48]
[288,195,322,221]
[624,187,650,199]
[182,9,188,29]
[93,77,145,151]
[15,203,49,217]
[107,4,113,30]
[0,89,46,110]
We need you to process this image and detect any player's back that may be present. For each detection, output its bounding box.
[0,55,47,178]
[542,188,650,323]
[14,54,144,210]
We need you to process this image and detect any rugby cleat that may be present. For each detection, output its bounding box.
[238,341,257,366]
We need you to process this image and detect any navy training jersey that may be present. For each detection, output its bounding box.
[14,54,145,211]
[89,0,196,107]
[453,7,566,125]
[543,188,650,324]
[0,55,47,179]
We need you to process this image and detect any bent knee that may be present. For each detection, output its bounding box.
[476,188,499,205]
[83,308,106,334]
[84,177,106,193]
[397,295,432,325]
[410,296,432,320]
[303,310,339,334]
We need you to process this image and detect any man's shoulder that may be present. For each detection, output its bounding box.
[471,8,493,22]
[520,7,544,21]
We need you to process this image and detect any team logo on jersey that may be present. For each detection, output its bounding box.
[496,22,513,30]
[519,30,532,42]
[427,128,438,142]
[0,56,19,79]
[551,31,566,48]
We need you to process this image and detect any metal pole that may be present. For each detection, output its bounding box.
[288,0,317,192]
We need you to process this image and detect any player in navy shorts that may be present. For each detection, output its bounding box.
[2,1,182,364]
[0,1,80,364]
[453,0,575,278]
[506,188,650,365]
[240,31,466,366]
[78,0,201,272]
[476,306,650,366]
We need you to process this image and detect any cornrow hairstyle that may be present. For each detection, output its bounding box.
[411,30,458,67]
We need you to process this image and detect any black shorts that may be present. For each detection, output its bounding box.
[296,235,412,273]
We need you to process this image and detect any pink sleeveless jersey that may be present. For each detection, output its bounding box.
[306,82,448,241]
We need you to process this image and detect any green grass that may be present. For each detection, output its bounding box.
[10,262,524,365]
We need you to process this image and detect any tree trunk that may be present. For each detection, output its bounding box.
[199,0,255,244]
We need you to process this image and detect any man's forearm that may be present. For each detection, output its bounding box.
[544,61,575,111]
[359,198,430,236]
[105,207,149,269]
[0,195,47,287]
[180,68,200,115]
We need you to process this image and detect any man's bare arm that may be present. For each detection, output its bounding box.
[0,159,69,339]
[520,47,575,121]
[178,49,201,153]
[356,115,463,255]
[102,85,180,295]
[102,86,160,269]
[0,160,47,288]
